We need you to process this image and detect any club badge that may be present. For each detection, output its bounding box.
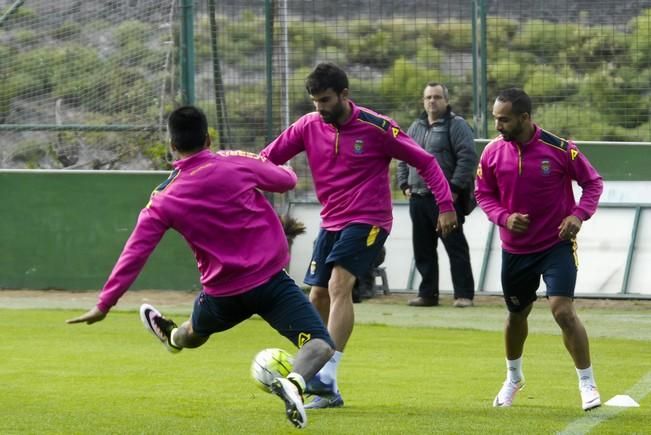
[540,160,551,176]
[354,139,364,154]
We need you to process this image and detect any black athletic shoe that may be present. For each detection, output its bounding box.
[139,303,182,353]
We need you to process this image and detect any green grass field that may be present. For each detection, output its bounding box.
[1,298,650,434]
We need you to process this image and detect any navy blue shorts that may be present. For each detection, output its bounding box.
[501,241,578,312]
[304,223,389,287]
[191,270,334,349]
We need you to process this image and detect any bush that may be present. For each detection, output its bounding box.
[288,21,342,68]
[628,8,651,68]
[628,121,651,142]
[523,65,578,101]
[533,103,645,142]
[430,19,473,51]
[413,40,443,69]
[223,85,269,150]
[216,11,266,67]
[379,58,441,116]
[574,68,649,128]
[50,20,82,41]
[512,20,583,63]
[488,58,526,90]
[9,47,59,97]
[114,21,154,50]
[50,45,106,103]
[563,26,628,72]
[0,6,39,30]
[345,18,428,67]
[347,30,405,69]
[486,16,520,48]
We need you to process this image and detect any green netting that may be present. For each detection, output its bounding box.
[1,0,650,176]
[1,0,176,169]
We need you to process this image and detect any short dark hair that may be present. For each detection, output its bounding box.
[425,82,449,100]
[496,88,532,116]
[168,106,208,153]
[305,62,349,95]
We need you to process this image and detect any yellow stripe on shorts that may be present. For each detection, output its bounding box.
[366,225,380,246]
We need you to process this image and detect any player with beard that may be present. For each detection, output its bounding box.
[261,62,457,409]
[476,88,603,411]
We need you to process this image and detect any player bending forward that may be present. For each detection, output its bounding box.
[67,106,335,429]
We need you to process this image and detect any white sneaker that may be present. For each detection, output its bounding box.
[271,377,307,428]
[580,384,601,411]
[493,379,525,407]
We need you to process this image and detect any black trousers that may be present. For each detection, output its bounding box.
[409,194,475,300]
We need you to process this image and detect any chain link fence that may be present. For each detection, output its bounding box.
[0,0,176,169]
[2,0,650,182]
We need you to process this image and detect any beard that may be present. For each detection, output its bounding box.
[499,123,523,142]
[319,100,346,124]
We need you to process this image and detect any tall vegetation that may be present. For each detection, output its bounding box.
[1,7,650,169]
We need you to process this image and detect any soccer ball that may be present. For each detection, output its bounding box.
[250,348,294,393]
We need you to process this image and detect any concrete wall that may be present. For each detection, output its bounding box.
[1,169,649,298]
[0,170,199,291]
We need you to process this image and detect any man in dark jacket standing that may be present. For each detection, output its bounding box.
[397,82,477,307]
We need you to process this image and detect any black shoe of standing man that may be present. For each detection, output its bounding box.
[408,296,439,307]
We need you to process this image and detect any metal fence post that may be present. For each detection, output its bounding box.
[180,0,196,105]
[471,0,488,139]
[264,0,274,144]
[621,205,643,294]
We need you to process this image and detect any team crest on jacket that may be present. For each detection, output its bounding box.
[354,139,364,154]
[540,160,551,176]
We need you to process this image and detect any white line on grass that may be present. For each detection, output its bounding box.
[558,371,651,435]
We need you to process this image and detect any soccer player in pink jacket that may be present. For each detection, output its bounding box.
[67,106,335,429]
[261,63,457,408]
[476,88,603,411]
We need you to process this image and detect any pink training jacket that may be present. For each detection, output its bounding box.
[475,125,603,254]
[97,149,297,313]
[261,100,454,233]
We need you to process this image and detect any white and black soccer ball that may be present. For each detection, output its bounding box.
[250,348,294,393]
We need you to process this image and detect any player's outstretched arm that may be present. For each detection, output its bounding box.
[254,157,298,193]
[66,306,107,325]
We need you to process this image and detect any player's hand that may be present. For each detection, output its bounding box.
[558,215,582,240]
[66,306,107,325]
[506,213,530,233]
[403,187,412,198]
[437,210,458,237]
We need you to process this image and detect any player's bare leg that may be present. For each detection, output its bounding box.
[548,296,600,410]
[304,265,355,409]
[325,265,357,351]
[504,302,533,360]
[293,338,335,382]
[171,319,209,348]
[493,303,532,407]
[549,296,591,367]
[274,338,335,427]
[309,285,330,325]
